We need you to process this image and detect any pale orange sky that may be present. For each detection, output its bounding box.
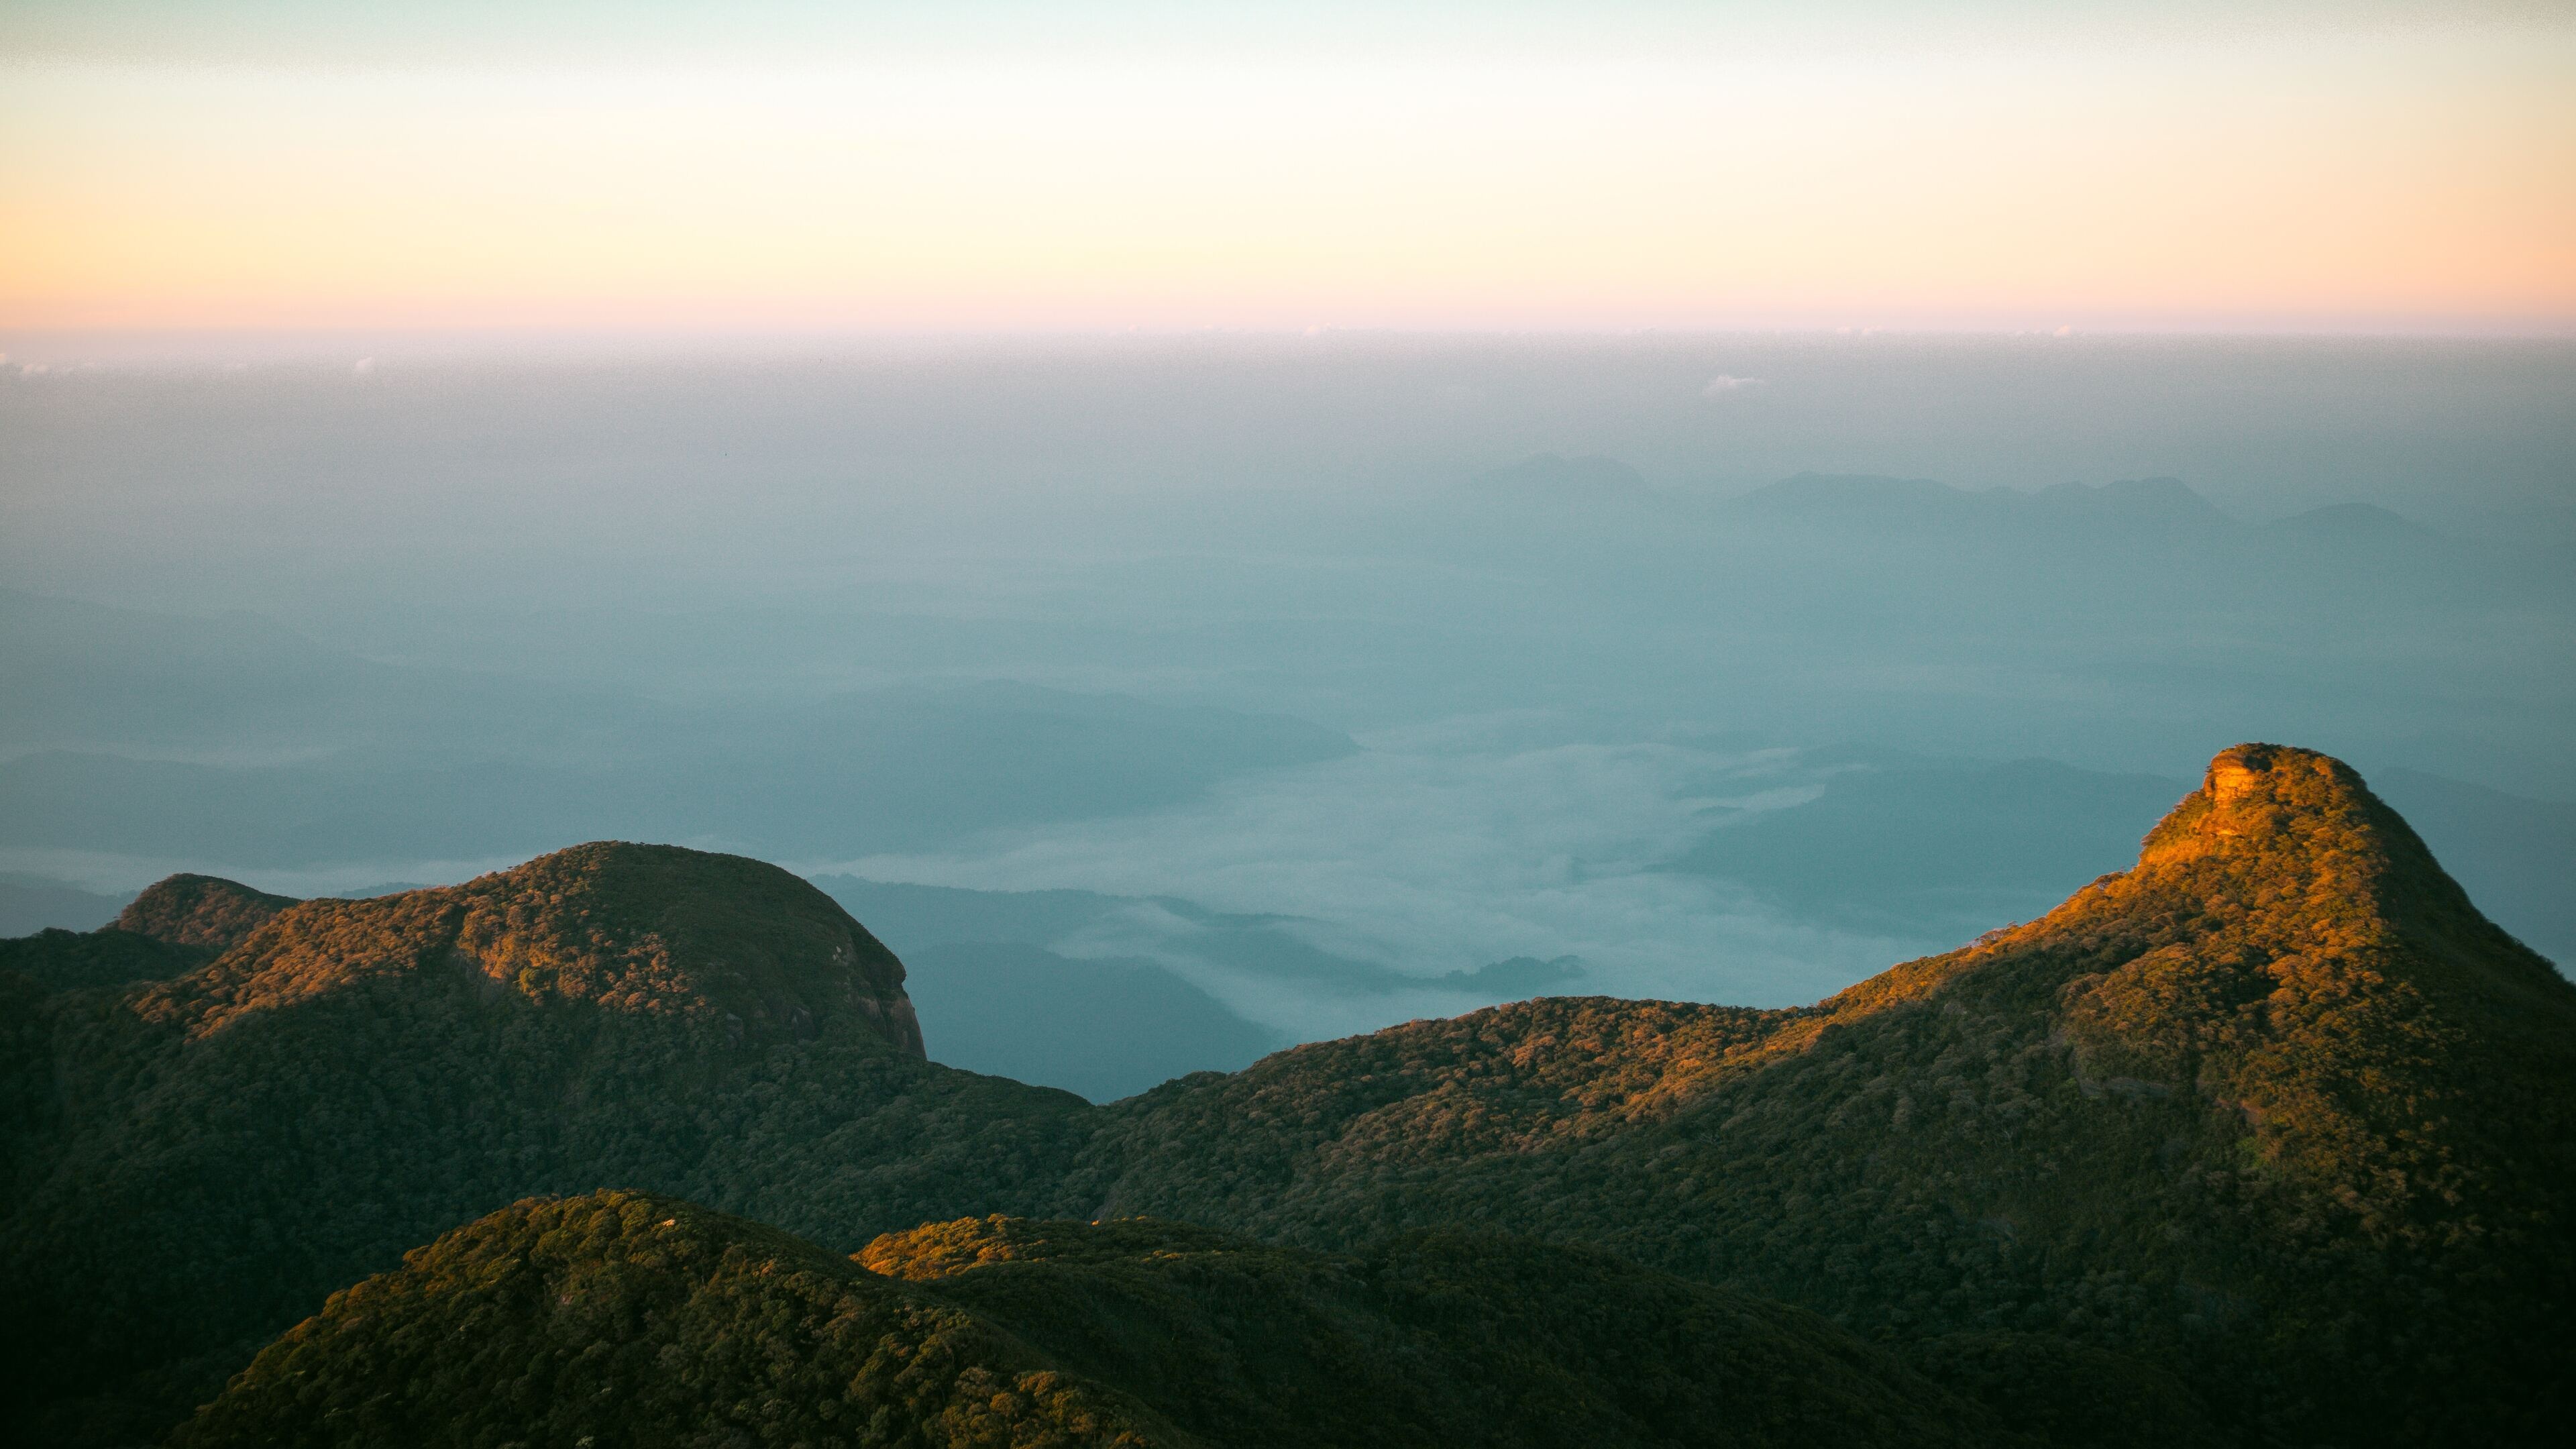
[3,4,2571,333]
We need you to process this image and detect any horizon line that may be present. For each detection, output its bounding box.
[9,319,2575,366]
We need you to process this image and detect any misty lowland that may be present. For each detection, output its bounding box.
[3,333,2573,1449]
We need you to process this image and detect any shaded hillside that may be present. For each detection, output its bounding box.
[0,926,209,995]
[176,1191,2014,1449]
[1072,745,2576,1444]
[0,844,1091,1445]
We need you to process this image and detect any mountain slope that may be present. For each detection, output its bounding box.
[173,1191,2010,1449]
[6,745,2567,1445]
[1,844,1088,1444]
[1070,745,2576,1442]
[0,870,290,994]
[109,873,296,951]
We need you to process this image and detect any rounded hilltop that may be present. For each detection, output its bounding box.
[112,873,295,952]
[449,841,922,1055]
[148,841,924,1056]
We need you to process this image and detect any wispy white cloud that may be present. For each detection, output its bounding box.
[1703,374,1765,395]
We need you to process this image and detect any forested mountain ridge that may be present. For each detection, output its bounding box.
[109,873,296,952]
[173,1191,2023,1449]
[3,843,1070,1444]
[1069,745,2576,1442]
[124,843,926,1052]
[0,871,292,996]
[3,745,2568,1444]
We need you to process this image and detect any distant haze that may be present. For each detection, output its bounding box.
[3,334,2569,1055]
[4,335,2571,621]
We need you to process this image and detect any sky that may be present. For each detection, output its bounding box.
[2,1,2571,335]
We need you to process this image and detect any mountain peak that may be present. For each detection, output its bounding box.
[142,842,924,1055]
[2139,741,2379,863]
[113,873,297,953]
[2031,475,2229,521]
[458,842,924,1056]
[2123,743,2488,938]
[1733,472,2232,532]
[1997,745,2576,1238]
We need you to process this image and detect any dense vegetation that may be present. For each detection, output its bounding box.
[176,1191,2012,1448]
[0,873,289,993]
[3,746,2568,1445]
[1069,746,2576,1443]
[2,845,1077,1443]
[110,874,296,951]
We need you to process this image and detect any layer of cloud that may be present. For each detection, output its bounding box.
[807,733,1934,1040]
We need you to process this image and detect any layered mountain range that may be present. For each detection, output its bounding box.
[3,745,2567,1446]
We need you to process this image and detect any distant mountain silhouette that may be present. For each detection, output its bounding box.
[2371,766,2576,967]
[0,872,126,937]
[818,874,1588,1095]
[1668,755,2188,938]
[1470,451,1662,506]
[1730,473,2233,535]
[1438,952,1582,994]
[2261,500,2438,543]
